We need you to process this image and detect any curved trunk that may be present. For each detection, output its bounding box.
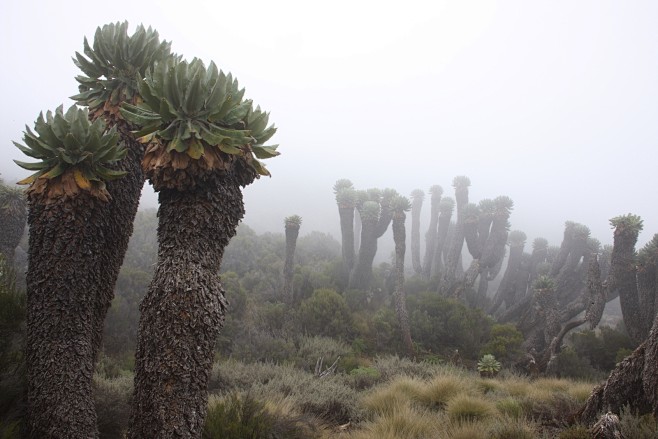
[410,196,423,275]
[128,172,241,438]
[283,223,300,303]
[90,129,145,363]
[392,211,414,357]
[25,193,104,438]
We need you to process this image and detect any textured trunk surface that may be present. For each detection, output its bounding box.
[392,212,414,357]
[410,196,423,275]
[421,197,440,278]
[0,205,27,268]
[439,222,464,296]
[489,244,524,314]
[128,172,242,438]
[349,220,378,291]
[90,129,144,362]
[432,212,452,281]
[25,194,105,438]
[283,224,300,302]
[338,206,355,285]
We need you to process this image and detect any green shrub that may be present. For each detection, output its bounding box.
[480,324,524,364]
[570,325,635,372]
[230,330,296,364]
[407,292,492,358]
[552,347,603,380]
[294,336,350,373]
[298,289,352,340]
[349,366,382,390]
[94,374,133,439]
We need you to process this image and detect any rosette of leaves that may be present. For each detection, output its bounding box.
[609,214,643,234]
[391,195,411,213]
[71,21,172,120]
[439,197,455,214]
[477,354,501,377]
[13,105,124,201]
[508,230,527,248]
[120,57,278,189]
[359,201,380,223]
[284,215,302,228]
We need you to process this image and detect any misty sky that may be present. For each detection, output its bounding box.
[2,1,658,254]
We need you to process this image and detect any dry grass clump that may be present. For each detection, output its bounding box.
[361,377,424,417]
[476,378,502,394]
[566,382,595,403]
[495,397,525,419]
[343,405,439,439]
[488,417,538,439]
[440,421,490,439]
[416,374,476,408]
[445,394,496,423]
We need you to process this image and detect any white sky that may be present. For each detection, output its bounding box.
[2,0,658,252]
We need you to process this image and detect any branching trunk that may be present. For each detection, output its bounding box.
[422,190,441,279]
[128,172,242,438]
[349,219,378,291]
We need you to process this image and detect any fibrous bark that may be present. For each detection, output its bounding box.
[128,172,242,438]
[392,209,414,357]
[410,189,424,275]
[421,186,442,279]
[25,193,105,438]
[283,217,301,303]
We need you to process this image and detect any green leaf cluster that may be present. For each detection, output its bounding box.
[71,22,172,111]
[120,57,278,176]
[477,354,502,374]
[14,105,125,185]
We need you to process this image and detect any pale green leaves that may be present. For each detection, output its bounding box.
[13,105,125,185]
[71,21,172,110]
[120,57,278,177]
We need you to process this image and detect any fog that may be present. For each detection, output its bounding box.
[2,0,658,253]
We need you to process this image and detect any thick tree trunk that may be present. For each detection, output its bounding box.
[128,172,242,438]
[25,193,105,438]
[411,194,423,275]
[489,243,524,314]
[349,220,378,291]
[422,194,441,279]
[284,223,300,303]
[432,209,453,282]
[392,212,414,357]
[0,199,26,269]
[338,205,355,273]
[90,130,145,363]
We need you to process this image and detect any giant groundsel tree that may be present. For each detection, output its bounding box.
[71,21,171,363]
[121,57,278,437]
[14,105,125,437]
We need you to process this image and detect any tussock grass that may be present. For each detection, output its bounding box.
[566,382,595,403]
[488,417,538,439]
[417,374,475,408]
[445,394,496,423]
[345,405,439,439]
[495,397,525,419]
[441,421,490,439]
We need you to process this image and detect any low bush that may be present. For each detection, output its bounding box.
[94,374,133,439]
